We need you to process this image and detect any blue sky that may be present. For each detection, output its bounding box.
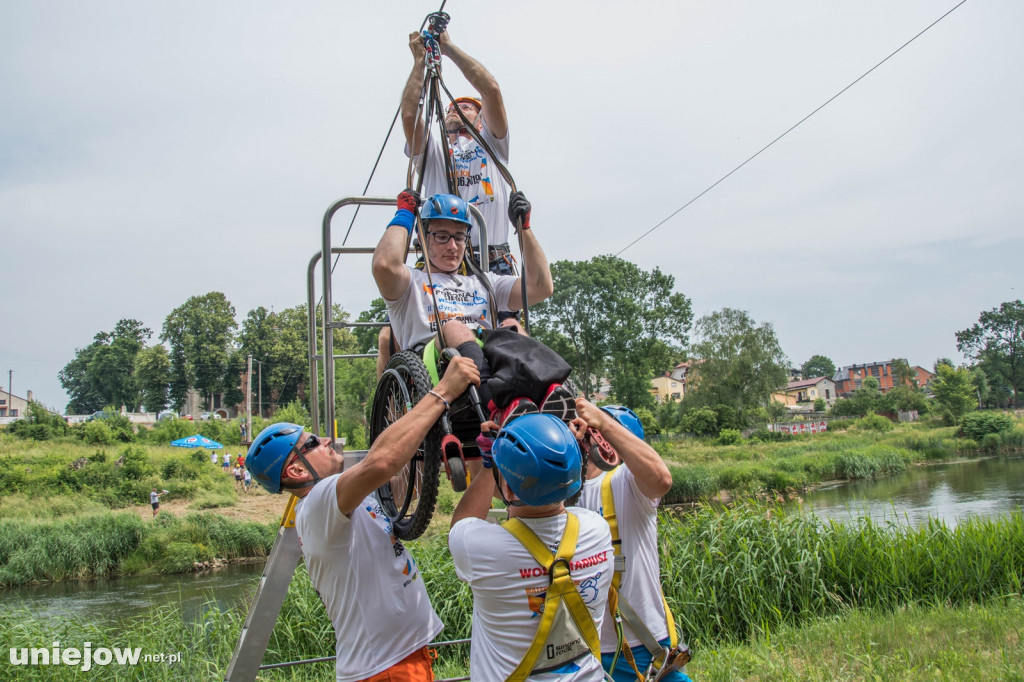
[2,0,1022,411]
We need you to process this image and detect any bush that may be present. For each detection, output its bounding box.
[813,398,826,412]
[981,433,1002,452]
[960,412,1014,441]
[680,407,719,437]
[4,401,69,441]
[717,428,742,446]
[854,411,894,432]
[272,400,312,428]
[81,420,114,444]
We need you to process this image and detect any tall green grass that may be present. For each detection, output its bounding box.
[659,505,1024,646]
[0,512,275,585]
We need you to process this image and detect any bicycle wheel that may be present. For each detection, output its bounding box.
[370,350,441,540]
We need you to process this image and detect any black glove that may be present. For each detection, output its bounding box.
[397,188,421,213]
[507,191,531,231]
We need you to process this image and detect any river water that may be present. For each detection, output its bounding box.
[3,456,1022,624]
[789,455,1024,528]
[0,560,264,625]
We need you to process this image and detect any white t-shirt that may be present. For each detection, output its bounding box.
[150,491,159,504]
[413,120,513,246]
[449,509,612,681]
[223,453,230,465]
[295,476,442,682]
[385,267,518,351]
[578,466,670,650]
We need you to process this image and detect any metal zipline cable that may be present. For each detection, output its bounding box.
[616,0,968,257]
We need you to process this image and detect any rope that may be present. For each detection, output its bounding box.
[616,0,968,257]
[317,1,448,313]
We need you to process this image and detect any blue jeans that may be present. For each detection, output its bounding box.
[601,638,693,682]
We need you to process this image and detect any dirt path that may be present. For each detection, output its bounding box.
[133,487,289,524]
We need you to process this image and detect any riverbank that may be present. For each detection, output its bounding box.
[656,416,1024,504]
[0,511,275,586]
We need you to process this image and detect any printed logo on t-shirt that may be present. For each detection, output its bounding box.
[521,571,604,618]
[421,283,490,332]
[364,502,407,560]
[448,139,495,204]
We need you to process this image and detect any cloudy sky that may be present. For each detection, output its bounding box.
[3,0,1021,412]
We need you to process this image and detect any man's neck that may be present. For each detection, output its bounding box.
[509,503,565,519]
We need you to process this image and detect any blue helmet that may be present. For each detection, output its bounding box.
[601,405,645,439]
[492,413,582,506]
[246,423,303,494]
[420,193,473,229]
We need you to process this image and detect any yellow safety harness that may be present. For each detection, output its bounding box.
[501,513,602,682]
[601,467,678,681]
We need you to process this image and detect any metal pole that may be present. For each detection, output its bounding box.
[257,361,262,418]
[246,355,252,441]
[8,370,12,417]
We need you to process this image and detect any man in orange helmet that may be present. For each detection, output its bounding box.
[401,27,515,275]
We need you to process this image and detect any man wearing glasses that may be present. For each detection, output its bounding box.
[244,355,480,682]
[372,190,555,423]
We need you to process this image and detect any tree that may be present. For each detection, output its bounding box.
[354,298,388,354]
[956,300,1024,407]
[162,293,238,411]
[880,385,929,415]
[134,344,171,412]
[687,308,789,423]
[801,354,836,380]
[890,358,917,387]
[931,364,976,423]
[58,319,153,413]
[970,366,991,409]
[532,255,692,405]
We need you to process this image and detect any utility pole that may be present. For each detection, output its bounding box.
[245,355,253,442]
[7,370,11,417]
[257,360,263,419]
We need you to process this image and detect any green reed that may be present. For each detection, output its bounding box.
[659,505,1024,647]
[0,512,275,585]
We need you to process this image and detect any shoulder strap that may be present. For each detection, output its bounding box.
[502,513,601,682]
[600,466,678,670]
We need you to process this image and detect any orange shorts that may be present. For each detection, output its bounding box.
[358,646,435,682]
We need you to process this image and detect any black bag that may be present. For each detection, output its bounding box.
[482,328,572,407]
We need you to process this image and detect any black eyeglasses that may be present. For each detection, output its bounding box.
[428,231,470,245]
[297,434,321,456]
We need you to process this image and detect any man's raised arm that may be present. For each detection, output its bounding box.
[371,190,419,302]
[439,31,508,139]
[504,192,553,310]
[401,31,429,152]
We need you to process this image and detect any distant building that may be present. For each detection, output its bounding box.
[833,361,897,396]
[833,360,929,397]
[650,374,684,404]
[649,360,701,404]
[785,376,837,406]
[0,387,32,419]
[912,366,936,390]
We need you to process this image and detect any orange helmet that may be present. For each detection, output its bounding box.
[449,96,482,112]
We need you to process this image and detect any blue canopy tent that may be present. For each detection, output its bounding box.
[170,434,224,449]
